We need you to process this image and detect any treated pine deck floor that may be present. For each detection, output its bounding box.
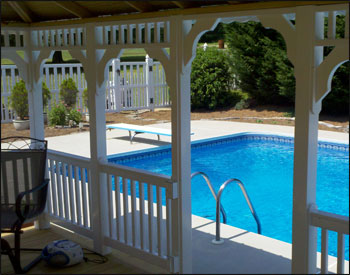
[1,225,144,275]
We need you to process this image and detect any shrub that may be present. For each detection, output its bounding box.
[42,82,52,111]
[231,89,250,110]
[59,78,78,108]
[67,108,82,125]
[191,47,236,110]
[9,80,28,120]
[48,104,66,126]
[82,88,88,110]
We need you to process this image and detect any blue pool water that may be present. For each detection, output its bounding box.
[109,133,349,260]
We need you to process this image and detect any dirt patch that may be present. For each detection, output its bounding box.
[1,106,348,139]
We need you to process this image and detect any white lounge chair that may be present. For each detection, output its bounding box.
[106,123,194,143]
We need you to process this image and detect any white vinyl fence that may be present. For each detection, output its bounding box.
[1,65,19,122]
[1,57,170,123]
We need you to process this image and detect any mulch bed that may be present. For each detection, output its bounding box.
[1,106,348,140]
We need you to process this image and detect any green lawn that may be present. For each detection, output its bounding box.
[197,42,228,49]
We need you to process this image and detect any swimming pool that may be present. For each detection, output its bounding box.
[108,132,349,260]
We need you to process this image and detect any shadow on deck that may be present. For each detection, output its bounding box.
[2,216,347,274]
[1,225,145,275]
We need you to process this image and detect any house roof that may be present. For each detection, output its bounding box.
[1,1,343,27]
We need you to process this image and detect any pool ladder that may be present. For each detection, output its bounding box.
[191,172,227,224]
[191,172,261,245]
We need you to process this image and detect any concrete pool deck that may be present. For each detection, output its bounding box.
[45,120,349,274]
[46,120,349,157]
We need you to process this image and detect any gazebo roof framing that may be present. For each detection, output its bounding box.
[1,1,345,27]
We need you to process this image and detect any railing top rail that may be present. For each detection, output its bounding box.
[47,149,91,168]
[44,63,84,68]
[2,60,164,70]
[100,160,172,189]
[119,62,147,65]
[310,208,349,235]
[1,65,18,69]
[94,18,169,27]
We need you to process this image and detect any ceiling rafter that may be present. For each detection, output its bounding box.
[7,1,34,23]
[124,1,154,13]
[53,1,92,18]
[172,1,194,9]
[228,0,254,4]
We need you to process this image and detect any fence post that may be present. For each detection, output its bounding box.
[1,67,11,122]
[77,65,84,113]
[145,55,155,111]
[114,59,122,112]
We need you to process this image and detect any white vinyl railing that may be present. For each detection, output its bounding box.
[46,150,93,237]
[100,161,178,270]
[1,57,170,123]
[309,207,349,274]
[45,150,178,272]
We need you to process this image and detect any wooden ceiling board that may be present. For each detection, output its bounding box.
[75,1,132,16]
[76,1,128,11]
[53,1,93,18]
[124,1,155,13]
[7,1,34,23]
[1,2,23,22]
[149,1,181,9]
[23,1,78,21]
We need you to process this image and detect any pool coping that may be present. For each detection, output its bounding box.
[192,214,349,274]
[108,131,349,161]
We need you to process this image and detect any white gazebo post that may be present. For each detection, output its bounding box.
[27,49,50,229]
[292,6,323,274]
[169,17,193,274]
[27,53,45,141]
[85,23,110,255]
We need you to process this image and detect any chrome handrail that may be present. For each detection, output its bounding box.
[191,171,227,224]
[212,178,261,244]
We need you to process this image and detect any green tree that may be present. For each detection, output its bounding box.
[42,82,52,111]
[224,16,349,114]
[199,23,225,43]
[82,88,88,110]
[321,15,349,115]
[59,78,79,108]
[224,21,295,105]
[9,80,28,120]
[52,51,64,63]
[322,61,349,115]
